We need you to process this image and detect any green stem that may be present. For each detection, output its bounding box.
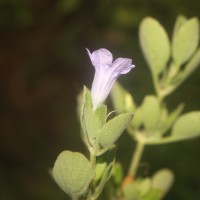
[151,70,170,104]
[152,72,162,100]
[128,142,145,178]
[90,150,96,167]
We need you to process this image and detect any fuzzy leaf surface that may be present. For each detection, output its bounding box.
[139,17,170,74]
[99,113,133,148]
[53,151,95,199]
[171,111,200,140]
[172,17,199,66]
[111,82,136,112]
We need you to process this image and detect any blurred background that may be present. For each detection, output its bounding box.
[0,0,200,199]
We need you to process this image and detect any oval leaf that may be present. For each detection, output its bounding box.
[171,111,200,140]
[182,47,200,81]
[172,15,187,40]
[53,151,95,199]
[83,106,102,145]
[139,17,170,74]
[99,113,133,148]
[172,17,199,66]
[152,169,174,199]
[141,96,160,131]
[111,82,136,112]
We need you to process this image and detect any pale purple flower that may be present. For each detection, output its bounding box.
[87,48,135,110]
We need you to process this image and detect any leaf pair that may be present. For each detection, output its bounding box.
[122,169,174,200]
[148,111,200,145]
[111,82,200,144]
[139,16,200,96]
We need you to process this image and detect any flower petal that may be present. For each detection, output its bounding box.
[88,48,135,110]
[86,48,113,70]
[112,58,135,75]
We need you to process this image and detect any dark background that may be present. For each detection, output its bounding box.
[0,0,199,199]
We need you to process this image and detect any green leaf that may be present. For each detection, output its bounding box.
[94,163,113,199]
[111,82,136,112]
[171,111,200,141]
[138,178,151,197]
[139,17,170,74]
[182,47,200,81]
[80,86,92,116]
[111,163,124,186]
[94,146,116,182]
[79,86,92,147]
[99,113,133,148]
[143,189,162,200]
[83,105,102,146]
[130,107,143,129]
[141,96,160,131]
[152,169,174,199]
[162,103,184,134]
[53,151,95,199]
[94,161,107,182]
[95,105,107,126]
[172,15,187,41]
[93,147,116,199]
[123,178,151,200]
[157,107,168,134]
[80,86,92,131]
[172,17,199,66]
[123,183,140,200]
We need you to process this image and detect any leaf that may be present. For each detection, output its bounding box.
[139,17,170,74]
[138,178,151,197]
[123,183,140,200]
[53,151,95,199]
[143,189,163,200]
[172,15,187,41]
[162,103,184,134]
[152,169,174,199]
[80,86,92,118]
[94,146,116,182]
[111,162,124,186]
[111,82,136,112]
[157,107,168,134]
[123,178,151,200]
[172,17,199,66]
[93,147,116,199]
[80,86,92,132]
[182,47,200,81]
[95,105,107,126]
[79,86,92,147]
[99,113,133,148]
[141,96,160,131]
[94,163,113,199]
[83,106,102,146]
[130,107,143,128]
[94,161,107,182]
[171,111,200,140]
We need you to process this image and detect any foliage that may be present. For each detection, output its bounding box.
[52,15,200,200]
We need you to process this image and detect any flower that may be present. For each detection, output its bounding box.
[87,48,135,110]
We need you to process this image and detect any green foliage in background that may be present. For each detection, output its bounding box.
[110,15,200,200]
[52,15,200,200]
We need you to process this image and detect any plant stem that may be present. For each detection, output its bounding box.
[128,142,145,178]
[90,150,96,167]
[151,71,165,103]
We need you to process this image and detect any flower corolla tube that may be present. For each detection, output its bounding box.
[87,48,135,110]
